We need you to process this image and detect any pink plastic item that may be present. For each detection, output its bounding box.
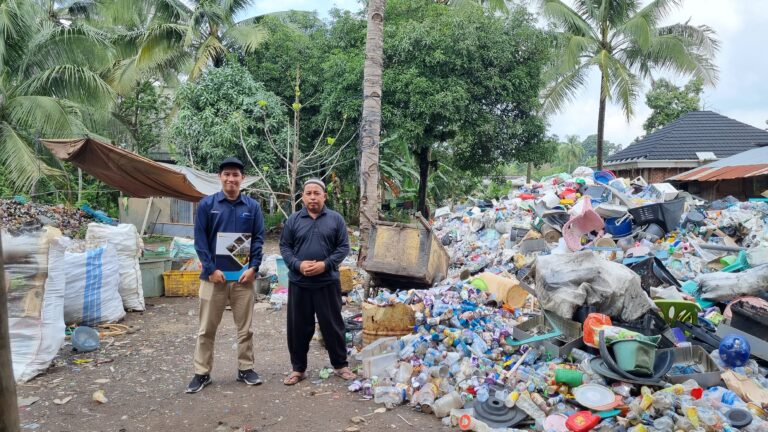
[562,199,605,251]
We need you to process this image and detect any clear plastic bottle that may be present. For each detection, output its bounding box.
[374,386,406,408]
[412,383,437,410]
[516,392,546,424]
[476,386,489,403]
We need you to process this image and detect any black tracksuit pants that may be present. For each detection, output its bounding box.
[287,280,348,373]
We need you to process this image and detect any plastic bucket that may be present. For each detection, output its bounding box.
[604,217,632,237]
[593,171,616,185]
[276,257,289,290]
[610,339,657,376]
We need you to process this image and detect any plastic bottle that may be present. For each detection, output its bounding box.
[432,391,463,418]
[476,386,489,403]
[516,392,547,423]
[374,386,406,408]
[412,383,437,411]
[395,362,413,384]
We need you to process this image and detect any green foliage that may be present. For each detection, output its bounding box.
[580,134,620,163]
[643,78,703,133]
[167,64,286,188]
[384,0,549,171]
[115,80,173,155]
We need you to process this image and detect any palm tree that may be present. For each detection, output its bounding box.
[119,0,270,82]
[558,135,585,173]
[0,0,117,192]
[359,0,385,263]
[540,0,719,169]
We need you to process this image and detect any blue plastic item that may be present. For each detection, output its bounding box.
[593,171,616,185]
[722,250,750,273]
[80,203,117,225]
[604,217,632,237]
[680,280,715,308]
[275,257,290,290]
[72,326,100,352]
[719,334,751,367]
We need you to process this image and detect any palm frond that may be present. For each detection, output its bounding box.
[540,60,590,115]
[606,56,640,119]
[0,122,63,192]
[222,0,254,18]
[223,22,267,53]
[188,34,226,80]
[4,95,85,137]
[21,21,115,76]
[540,0,595,38]
[15,65,116,107]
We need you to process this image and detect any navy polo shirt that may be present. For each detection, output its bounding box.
[194,191,265,280]
[279,206,350,286]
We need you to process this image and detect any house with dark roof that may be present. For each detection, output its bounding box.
[604,111,768,183]
[669,146,768,200]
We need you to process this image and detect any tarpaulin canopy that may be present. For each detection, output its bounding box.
[41,138,258,201]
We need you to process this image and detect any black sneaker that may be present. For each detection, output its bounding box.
[185,374,211,393]
[237,369,263,386]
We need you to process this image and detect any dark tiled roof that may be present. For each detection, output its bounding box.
[605,111,768,163]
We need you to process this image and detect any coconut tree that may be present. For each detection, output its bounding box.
[557,135,585,173]
[0,0,117,192]
[358,0,386,263]
[540,0,719,169]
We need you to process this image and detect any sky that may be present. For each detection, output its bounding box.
[242,0,768,149]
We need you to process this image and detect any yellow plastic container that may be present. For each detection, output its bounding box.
[162,270,202,297]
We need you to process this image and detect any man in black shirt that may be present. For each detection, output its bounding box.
[279,178,356,385]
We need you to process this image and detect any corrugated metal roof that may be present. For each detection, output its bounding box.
[670,164,768,181]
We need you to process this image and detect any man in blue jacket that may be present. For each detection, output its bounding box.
[186,157,265,393]
[279,178,356,385]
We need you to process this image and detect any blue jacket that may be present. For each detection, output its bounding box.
[194,192,265,280]
[279,206,349,286]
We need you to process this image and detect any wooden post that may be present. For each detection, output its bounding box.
[0,233,21,431]
[139,197,154,236]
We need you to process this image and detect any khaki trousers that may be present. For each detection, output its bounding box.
[193,280,254,375]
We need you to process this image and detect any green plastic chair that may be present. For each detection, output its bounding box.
[654,299,702,325]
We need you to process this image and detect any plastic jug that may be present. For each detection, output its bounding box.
[433,391,463,418]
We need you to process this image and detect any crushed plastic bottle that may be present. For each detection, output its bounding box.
[374,386,406,409]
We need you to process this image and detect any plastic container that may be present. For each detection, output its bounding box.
[610,339,658,376]
[433,391,463,418]
[554,368,584,387]
[162,270,202,297]
[275,257,289,291]
[72,326,100,352]
[604,217,632,237]
[593,171,616,185]
[362,352,398,379]
[374,386,406,408]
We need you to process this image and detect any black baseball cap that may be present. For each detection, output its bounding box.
[218,157,244,173]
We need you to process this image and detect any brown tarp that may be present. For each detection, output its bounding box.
[41,138,207,201]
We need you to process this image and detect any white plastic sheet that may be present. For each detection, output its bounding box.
[532,251,654,322]
[696,264,768,302]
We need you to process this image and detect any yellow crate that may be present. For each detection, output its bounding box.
[162,270,202,297]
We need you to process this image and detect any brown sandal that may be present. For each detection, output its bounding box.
[283,371,306,386]
[334,367,357,380]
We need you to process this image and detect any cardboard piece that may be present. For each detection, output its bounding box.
[477,272,529,309]
[722,370,768,407]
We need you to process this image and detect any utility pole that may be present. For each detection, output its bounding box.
[0,233,20,432]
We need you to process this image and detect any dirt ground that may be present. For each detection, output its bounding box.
[15,238,445,432]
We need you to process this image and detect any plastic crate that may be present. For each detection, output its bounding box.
[162,270,201,297]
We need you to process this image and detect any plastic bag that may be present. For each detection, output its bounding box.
[532,251,654,322]
[86,223,144,311]
[5,228,66,382]
[170,237,198,260]
[696,264,768,302]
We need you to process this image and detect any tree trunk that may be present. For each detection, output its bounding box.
[77,168,82,203]
[358,0,386,265]
[290,67,301,214]
[417,146,430,217]
[596,72,607,170]
[526,162,532,184]
[0,234,21,432]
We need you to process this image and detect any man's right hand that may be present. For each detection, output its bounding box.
[208,270,226,284]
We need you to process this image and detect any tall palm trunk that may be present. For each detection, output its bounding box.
[417,146,430,216]
[596,70,607,170]
[358,0,386,264]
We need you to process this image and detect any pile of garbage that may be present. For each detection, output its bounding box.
[0,198,98,238]
[350,167,768,431]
